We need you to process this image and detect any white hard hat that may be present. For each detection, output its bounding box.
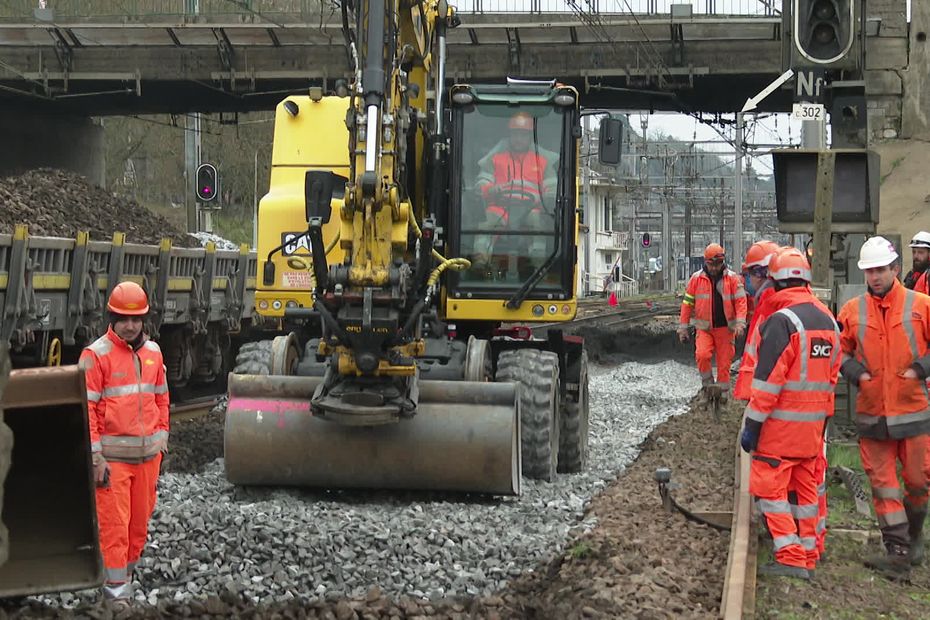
[857,236,899,270]
[909,231,930,249]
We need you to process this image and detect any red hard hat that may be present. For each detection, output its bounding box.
[508,112,534,131]
[107,281,150,316]
[743,240,780,270]
[769,247,812,282]
[703,243,725,262]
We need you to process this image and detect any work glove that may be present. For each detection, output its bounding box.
[740,419,763,453]
[733,324,746,339]
[92,452,110,488]
[677,327,690,343]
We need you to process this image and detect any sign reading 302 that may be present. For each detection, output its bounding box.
[792,102,825,121]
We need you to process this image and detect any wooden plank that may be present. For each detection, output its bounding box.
[721,445,754,619]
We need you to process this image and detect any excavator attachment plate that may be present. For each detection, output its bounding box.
[225,374,521,495]
[0,364,102,597]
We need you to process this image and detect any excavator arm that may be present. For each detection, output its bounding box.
[304,0,469,423]
[224,0,522,494]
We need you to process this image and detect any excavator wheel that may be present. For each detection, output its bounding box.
[463,336,492,382]
[496,348,560,482]
[270,333,301,376]
[558,350,589,474]
[232,340,274,375]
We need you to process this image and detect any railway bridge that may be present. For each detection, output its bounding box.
[0,0,923,181]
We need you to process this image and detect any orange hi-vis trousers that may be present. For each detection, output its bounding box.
[788,443,828,560]
[860,435,930,547]
[695,327,735,388]
[751,453,820,570]
[95,453,162,594]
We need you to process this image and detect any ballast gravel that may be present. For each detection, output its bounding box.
[27,358,700,615]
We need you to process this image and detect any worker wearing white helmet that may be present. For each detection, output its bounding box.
[904,231,930,295]
[837,236,930,579]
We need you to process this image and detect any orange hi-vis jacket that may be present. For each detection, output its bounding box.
[838,279,930,439]
[477,150,552,224]
[745,287,841,458]
[79,327,169,462]
[734,280,777,400]
[911,270,929,295]
[679,268,748,332]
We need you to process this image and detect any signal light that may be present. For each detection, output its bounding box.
[793,0,855,66]
[196,163,218,202]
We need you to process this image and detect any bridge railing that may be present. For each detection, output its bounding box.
[0,0,325,22]
[0,0,781,22]
[459,0,781,16]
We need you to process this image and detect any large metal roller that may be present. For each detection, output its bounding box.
[225,374,521,495]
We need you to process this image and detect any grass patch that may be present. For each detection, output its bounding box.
[568,541,593,559]
[827,442,863,471]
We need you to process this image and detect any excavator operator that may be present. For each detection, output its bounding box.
[471,111,558,275]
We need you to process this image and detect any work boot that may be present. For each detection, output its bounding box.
[864,543,911,579]
[758,561,811,580]
[905,506,927,566]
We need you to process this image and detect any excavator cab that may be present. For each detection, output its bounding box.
[445,83,580,322]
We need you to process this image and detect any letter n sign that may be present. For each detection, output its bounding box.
[794,68,826,103]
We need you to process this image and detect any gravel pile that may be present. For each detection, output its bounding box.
[189,231,243,251]
[0,169,199,247]
[24,357,700,616]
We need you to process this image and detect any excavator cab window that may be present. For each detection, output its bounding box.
[448,101,575,297]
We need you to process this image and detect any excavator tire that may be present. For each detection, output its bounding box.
[496,348,560,482]
[557,350,589,474]
[232,340,274,375]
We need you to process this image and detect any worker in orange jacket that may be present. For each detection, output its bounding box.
[903,231,930,295]
[740,247,841,579]
[80,282,169,609]
[734,240,781,401]
[473,111,558,271]
[838,236,930,579]
[678,243,748,400]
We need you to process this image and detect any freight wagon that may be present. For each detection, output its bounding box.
[0,224,263,396]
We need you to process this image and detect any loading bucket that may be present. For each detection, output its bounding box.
[0,365,102,597]
[225,374,521,495]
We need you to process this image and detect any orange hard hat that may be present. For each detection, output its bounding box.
[769,247,812,282]
[703,243,725,262]
[508,112,534,131]
[743,240,780,270]
[107,281,150,316]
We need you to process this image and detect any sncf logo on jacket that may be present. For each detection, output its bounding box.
[810,338,833,359]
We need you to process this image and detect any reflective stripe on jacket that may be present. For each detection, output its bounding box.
[735,280,777,400]
[745,287,840,458]
[679,268,748,331]
[79,327,170,462]
[837,280,930,439]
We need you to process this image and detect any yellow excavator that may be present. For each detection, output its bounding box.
[225,0,592,494]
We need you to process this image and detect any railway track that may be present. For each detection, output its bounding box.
[169,394,223,422]
[531,297,680,332]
